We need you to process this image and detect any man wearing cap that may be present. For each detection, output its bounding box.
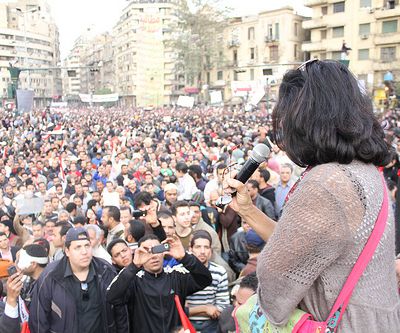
[29,227,128,333]
[162,183,178,210]
[240,229,265,277]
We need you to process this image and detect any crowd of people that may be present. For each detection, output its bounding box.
[0,60,400,333]
[0,104,297,333]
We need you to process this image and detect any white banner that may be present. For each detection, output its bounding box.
[79,93,119,103]
[210,90,223,105]
[17,89,34,113]
[177,96,195,108]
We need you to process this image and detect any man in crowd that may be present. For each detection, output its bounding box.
[176,162,198,201]
[17,243,49,309]
[106,234,212,333]
[171,201,193,249]
[246,179,276,220]
[187,230,229,332]
[0,231,18,262]
[107,238,133,272]
[102,206,125,247]
[29,227,128,333]
[85,224,112,264]
[162,183,178,210]
[275,163,294,218]
[52,222,72,261]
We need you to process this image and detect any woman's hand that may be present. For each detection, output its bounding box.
[223,177,254,216]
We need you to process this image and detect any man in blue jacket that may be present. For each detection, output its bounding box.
[29,227,128,333]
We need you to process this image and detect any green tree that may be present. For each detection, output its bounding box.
[169,0,231,87]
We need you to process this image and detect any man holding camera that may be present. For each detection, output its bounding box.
[106,234,212,333]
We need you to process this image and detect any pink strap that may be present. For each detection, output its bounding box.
[325,174,389,330]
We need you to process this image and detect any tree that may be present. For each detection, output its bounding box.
[168,0,231,88]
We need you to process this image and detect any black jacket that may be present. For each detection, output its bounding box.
[228,231,248,275]
[29,256,128,333]
[0,302,20,333]
[0,246,19,262]
[106,253,212,333]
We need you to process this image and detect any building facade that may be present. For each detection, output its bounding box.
[204,6,308,105]
[113,0,179,107]
[302,0,400,92]
[0,0,61,107]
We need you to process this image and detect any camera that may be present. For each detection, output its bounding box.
[132,210,147,218]
[215,194,232,210]
[151,243,170,254]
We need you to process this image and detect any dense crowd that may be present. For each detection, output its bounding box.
[0,102,399,333]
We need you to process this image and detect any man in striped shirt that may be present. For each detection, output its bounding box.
[186,230,229,333]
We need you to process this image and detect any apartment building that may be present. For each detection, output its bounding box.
[113,0,178,107]
[0,0,61,107]
[302,0,400,91]
[204,6,308,104]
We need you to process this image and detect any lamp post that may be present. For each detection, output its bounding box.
[16,6,40,89]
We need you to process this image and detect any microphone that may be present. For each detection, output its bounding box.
[234,143,270,184]
[216,143,270,208]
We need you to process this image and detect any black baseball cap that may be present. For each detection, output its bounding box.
[65,227,89,243]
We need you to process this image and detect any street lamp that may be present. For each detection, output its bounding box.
[15,6,40,89]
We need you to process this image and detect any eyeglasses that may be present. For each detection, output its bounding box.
[297,58,319,72]
[81,282,89,301]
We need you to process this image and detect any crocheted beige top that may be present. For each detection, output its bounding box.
[257,161,400,332]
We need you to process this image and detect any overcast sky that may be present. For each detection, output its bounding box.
[47,0,310,58]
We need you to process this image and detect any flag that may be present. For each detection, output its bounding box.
[42,124,63,140]
[174,295,196,333]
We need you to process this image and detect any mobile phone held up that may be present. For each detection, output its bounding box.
[151,243,170,254]
[7,265,17,277]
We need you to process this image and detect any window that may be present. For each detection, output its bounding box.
[250,48,255,60]
[294,22,298,36]
[321,30,327,39]
[332,26,344,38]
[248,27,255,40]
[275,23,280,40]
[234,71,238,81]
[333,2,345,13]
[294,44,298,58]
[381,46,396,61]
[320,52,327,60]
[385,0,397,9]
[268,24,273,39]
[383,20,398,33]
[358,49,369,60]
[207,72,210,84]
[217,71,223,80]
[250,69,254,80]
[360,0,372,7]
[270,45,279,61]
[233,50,237,63]
[263,68,272,75]
[332,51,342,60]
[359,23,371,35]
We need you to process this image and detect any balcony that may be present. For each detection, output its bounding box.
[302,18,327,30]
[227,39,240,48]
[375,6,400,19]
[374,32,400,45]
[264,36,279,44]
[302,40,327,52]
[304,0,328,6]
[373,60,400,71]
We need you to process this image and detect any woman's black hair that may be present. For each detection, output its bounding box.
[272,60,391,167]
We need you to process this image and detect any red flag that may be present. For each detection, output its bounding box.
[174,295,196,333]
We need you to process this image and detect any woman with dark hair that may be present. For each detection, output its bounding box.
[226,60,400,332]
